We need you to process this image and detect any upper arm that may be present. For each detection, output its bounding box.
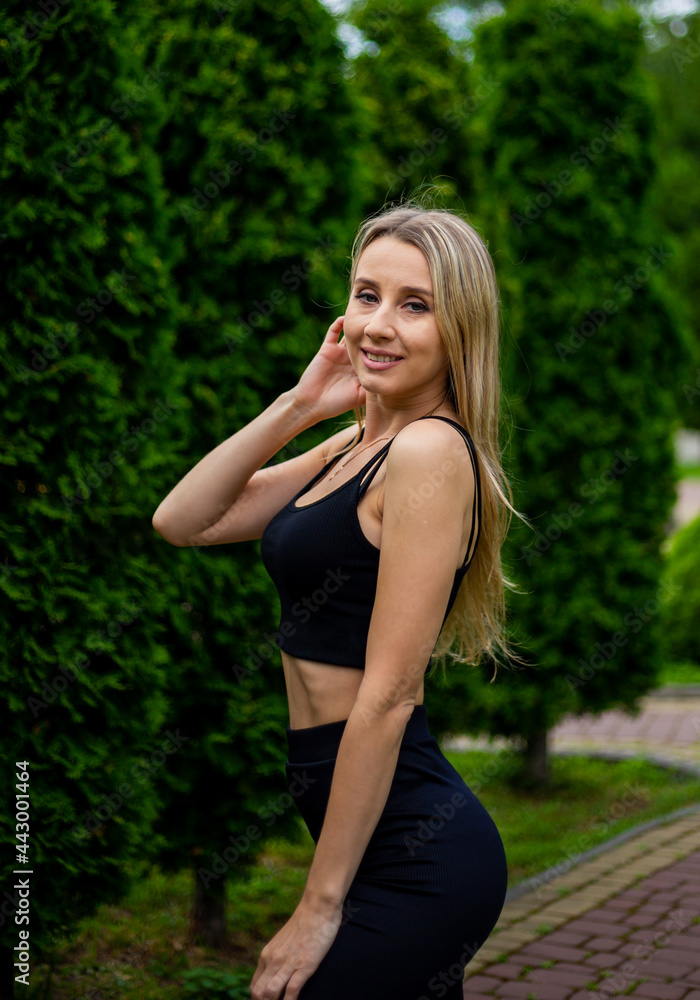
[182,423,359,547]
[354,421,475,718]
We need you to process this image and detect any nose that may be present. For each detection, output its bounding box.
[363,301,397,342]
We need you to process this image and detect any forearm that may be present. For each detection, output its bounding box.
[301,700,412,911]
[152,389,314,542]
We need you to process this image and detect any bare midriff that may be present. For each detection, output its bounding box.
[282,651,426,730]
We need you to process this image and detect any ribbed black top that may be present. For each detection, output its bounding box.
[260,415,481,670]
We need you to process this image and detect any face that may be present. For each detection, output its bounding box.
[343,236,450,406]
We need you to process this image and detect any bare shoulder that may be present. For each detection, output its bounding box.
[390,416,473,474]
[380,416,476,515]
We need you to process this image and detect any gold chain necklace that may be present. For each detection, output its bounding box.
[326,399,451,482]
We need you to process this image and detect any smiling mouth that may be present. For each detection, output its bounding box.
[362,349,403,362]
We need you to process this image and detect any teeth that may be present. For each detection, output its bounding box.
[366,351,400,362]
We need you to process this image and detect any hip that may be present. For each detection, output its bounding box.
[284,704,507,896]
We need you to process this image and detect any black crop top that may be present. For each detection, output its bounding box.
[260,415,482,670]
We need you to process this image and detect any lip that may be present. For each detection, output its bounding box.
[361,348,404,370]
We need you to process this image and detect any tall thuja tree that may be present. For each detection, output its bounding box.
[0,0,183,993]
[425,0,694,783]
[138,0,371,945]
[346,0,475,207]
[642,10,700,429]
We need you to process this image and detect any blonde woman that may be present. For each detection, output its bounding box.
[153,202,528,999]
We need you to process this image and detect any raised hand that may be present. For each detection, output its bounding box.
[290,316,366,423]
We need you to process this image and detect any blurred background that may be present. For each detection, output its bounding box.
[2,0,700,997]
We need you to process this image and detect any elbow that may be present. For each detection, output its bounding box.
[355,684,416,727]
[152,510,186,547]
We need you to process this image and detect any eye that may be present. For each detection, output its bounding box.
[354,292,428,312]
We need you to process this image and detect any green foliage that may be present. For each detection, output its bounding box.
[181,966,253,999]
[0,0,182,970]
[426,0,695,758]
[0,0,370,973]
[2,0,699,980]
[642,11,700,429]
[347,0,474,206]
[121,0,371,922]
[658,512,700,667]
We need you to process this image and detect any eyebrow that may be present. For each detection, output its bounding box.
[353,277,434,299]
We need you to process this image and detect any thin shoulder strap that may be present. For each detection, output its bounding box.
[357,437,395,501]
[291,426,365,502]
[418,415,482,569]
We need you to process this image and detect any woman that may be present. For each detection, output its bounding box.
[152,201,529,1000]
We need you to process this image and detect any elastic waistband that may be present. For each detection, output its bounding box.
[286,703,431,763]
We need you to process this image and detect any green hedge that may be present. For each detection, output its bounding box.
[659,512,700,669]
[425,0,695,776]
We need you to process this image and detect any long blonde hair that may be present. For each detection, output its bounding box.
[329,198,534,682]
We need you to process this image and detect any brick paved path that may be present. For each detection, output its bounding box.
[550,694,700,766]
[446,692,700,766]
[455,687,700,999]
[463,814,700,999]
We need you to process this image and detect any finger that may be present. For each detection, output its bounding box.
[325,316,345,340]
[282,967,313,1000]
[263,966,293,999]
[249,959,266,992]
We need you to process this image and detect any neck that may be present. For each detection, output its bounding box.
[361,400,458,442]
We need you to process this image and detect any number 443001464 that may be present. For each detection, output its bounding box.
[16,762,29,863]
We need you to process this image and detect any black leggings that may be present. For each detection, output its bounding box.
[284,703,508,999]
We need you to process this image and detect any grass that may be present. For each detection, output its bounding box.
[33,752,700,1000]
[445,750,700,885]
[656,660,700,686]
[676,460,700,480]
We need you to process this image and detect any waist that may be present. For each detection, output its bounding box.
[286,703,431,764]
